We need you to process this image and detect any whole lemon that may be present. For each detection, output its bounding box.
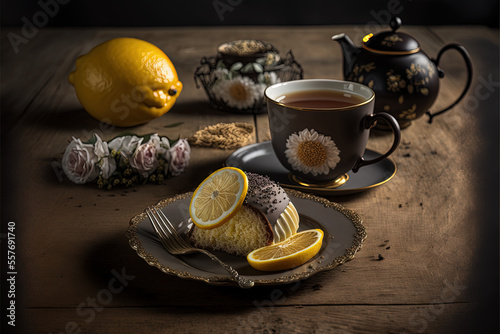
[68,38,183,127]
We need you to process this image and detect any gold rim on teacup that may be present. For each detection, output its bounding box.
[264,79,375,112]
[289,173,349,189]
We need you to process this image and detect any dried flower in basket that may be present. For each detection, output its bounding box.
[194,40,303,114]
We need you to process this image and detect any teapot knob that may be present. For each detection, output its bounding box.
[390,17,402,31]
[438,68,445,78]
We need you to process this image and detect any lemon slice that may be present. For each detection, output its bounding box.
[189,167,248,230]
[247,229,324,271]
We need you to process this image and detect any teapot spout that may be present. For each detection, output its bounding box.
[332,33,361,78]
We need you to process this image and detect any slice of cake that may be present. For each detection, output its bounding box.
[187,169,299,256]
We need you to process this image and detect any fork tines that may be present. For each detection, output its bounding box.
[145,206,254,288]
[146,206,189,253]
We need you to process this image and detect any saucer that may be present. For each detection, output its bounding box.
[225,141,397,196]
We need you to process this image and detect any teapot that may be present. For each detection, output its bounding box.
[332,17,472,128]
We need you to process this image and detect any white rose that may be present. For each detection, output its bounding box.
[93,134,116,179]
[148,134,163,154]
[130,137,158,178]
[169,139,191,176]
[62,137,100,184]
[108,135,142,158]
[157,137,171,162]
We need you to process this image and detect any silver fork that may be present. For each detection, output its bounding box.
[146,206,254,289]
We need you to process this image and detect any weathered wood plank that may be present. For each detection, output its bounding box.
[25,302,495,334]
[1,26,497,334]
[12,26,488,306]
[1,28,104,126]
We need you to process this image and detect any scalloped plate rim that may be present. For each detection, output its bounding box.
[126,189,366,287]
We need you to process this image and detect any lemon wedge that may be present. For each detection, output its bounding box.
[189,167,248,230]
[247,229,324,271]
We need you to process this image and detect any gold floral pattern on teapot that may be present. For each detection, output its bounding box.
[332,17,473,128]
[381,34,404,47]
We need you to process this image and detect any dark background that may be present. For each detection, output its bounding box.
[1,0,499,27]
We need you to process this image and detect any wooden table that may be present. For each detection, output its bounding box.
[1,25,498,333]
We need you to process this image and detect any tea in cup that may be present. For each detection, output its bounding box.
[265,79,401,186]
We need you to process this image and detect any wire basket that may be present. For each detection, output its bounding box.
[194,40,303,114]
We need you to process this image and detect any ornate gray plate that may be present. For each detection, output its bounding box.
[127,189,366,287]
[225,141,397,196]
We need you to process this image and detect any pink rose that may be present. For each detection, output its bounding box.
[130,138,159,178]
[62,137,100,184]
[169,139,190,176]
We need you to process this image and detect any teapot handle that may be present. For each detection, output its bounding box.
[426,43,473,123]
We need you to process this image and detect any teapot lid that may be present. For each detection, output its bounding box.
[363,17,420,54]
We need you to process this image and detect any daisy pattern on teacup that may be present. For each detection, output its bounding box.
[285,129,341,176]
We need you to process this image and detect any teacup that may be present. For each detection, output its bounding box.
[265,79,401,186]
